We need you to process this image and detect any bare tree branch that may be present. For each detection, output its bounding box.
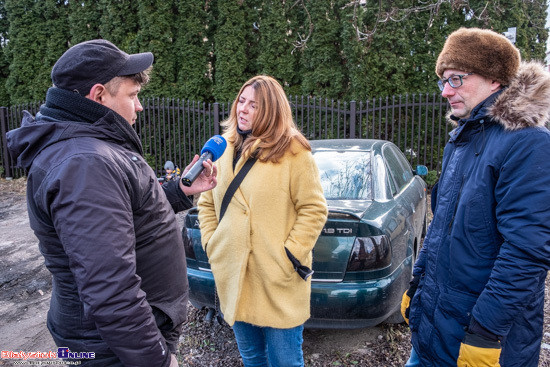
[346,0,473,42]
[291,0,313,53]
[293,0,543,47]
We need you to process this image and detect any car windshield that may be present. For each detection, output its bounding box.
[313,150,372,200]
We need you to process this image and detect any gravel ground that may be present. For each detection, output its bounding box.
[1,177,549,367]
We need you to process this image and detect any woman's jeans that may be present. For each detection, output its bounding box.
[232,321,304,367]
[405,347,421,367]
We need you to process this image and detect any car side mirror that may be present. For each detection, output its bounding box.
[414,165,428,176]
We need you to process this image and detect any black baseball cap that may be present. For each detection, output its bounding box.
[51,39,154,96]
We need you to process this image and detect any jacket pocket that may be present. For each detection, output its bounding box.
[464,193,500,259]
[433,288,477,358]
[277,244,297,279]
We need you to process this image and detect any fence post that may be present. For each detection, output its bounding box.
[0,107,13,179]
[213,103,220,135]
[349,101,356,138]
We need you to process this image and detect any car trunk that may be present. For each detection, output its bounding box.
[312,201,371,281]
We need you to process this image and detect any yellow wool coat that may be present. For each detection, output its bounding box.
[197,136,328,328]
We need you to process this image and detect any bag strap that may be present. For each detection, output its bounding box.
[219,157,257,222]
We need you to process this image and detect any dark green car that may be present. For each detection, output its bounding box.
[183,139,428,328]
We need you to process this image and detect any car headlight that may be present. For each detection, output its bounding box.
[346,235,391,271]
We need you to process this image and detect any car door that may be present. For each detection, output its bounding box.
[382,144,416,264]
[388,145,426,242]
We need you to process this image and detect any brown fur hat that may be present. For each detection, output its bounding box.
[436,27,521,86]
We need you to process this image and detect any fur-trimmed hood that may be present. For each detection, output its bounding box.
[488,61,550,130]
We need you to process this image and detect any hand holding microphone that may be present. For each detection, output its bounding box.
[180,136,227,193]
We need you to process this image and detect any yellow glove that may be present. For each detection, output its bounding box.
[457,332,501,367]
[400,290,411,325]
[401,274,420,325]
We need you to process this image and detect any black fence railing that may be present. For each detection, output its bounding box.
[1,94,452,180]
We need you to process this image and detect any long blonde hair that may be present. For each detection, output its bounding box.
[221,75,310,163]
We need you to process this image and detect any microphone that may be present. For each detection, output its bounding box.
[181,135,227,187]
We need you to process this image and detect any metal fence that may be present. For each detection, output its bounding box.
[1,93,451,179]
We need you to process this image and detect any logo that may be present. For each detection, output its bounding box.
[57,348,95,360]
[1,348,94,364]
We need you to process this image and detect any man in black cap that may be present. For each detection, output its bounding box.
[6,39,217,367]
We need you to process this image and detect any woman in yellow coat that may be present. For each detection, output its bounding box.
[198,75,328,367]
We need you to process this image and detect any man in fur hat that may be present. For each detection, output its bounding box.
[400,27,550,366]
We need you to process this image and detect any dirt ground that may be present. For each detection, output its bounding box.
[1,177,549,367]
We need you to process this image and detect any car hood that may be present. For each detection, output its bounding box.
[326,199,373,219]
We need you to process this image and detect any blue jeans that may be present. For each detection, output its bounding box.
[232,321,304,367]
[405,347,421,367]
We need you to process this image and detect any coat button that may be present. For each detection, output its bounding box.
[131,156,138,162]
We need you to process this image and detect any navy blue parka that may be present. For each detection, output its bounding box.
[409,61,550,366]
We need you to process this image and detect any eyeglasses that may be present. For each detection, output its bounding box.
[438,73,473,91]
